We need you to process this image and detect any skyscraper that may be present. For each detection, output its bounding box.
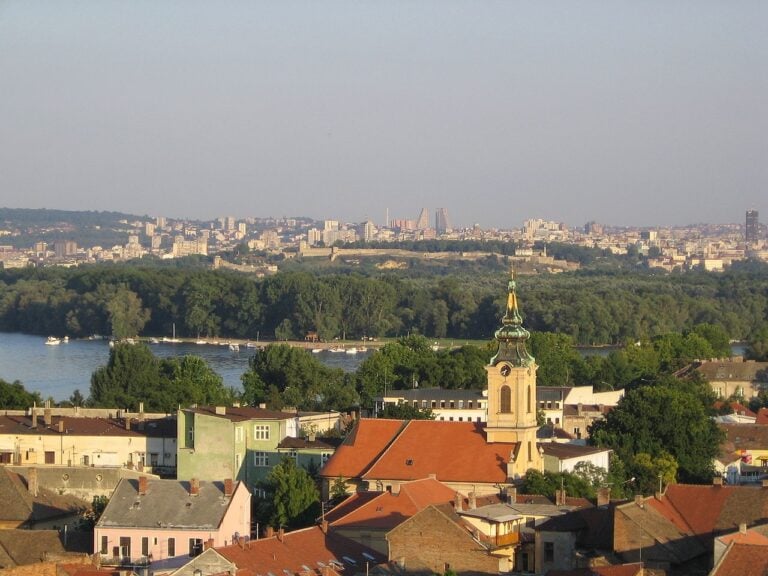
[435,208,451,234]
[746,210,759,244]
[415,208,430,230]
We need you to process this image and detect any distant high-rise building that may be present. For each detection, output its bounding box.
[435,208,451,234]
[54,240,78,258]
[416,208,430,230]
[155,216,166,229]
[746,210,759,244]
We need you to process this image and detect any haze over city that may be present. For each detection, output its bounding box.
[1,1,766,228]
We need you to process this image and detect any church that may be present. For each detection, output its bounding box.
[320,274,544,497]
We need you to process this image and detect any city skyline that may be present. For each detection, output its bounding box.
[1,2,766,228]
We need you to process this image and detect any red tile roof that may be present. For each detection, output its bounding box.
[714,401,757,418]
[711,543,768,576]
[216,525,385,576]
[329,478,457,530]
[0,414,175,437]
[361,420,516,484]
[320,419,406,479]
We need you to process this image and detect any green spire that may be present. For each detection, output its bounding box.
[490,271,535,367]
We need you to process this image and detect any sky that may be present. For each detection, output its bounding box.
[0,1,766,229]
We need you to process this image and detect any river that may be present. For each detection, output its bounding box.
[0,332,368,402]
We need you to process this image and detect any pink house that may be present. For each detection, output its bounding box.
[94,476,250,568]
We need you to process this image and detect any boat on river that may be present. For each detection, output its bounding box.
[45,336,61,346]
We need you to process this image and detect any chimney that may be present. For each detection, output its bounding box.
[555,489,566,506]
[713,476,724,486]
[258,403,267,409]
[277,527,284,542]
[238,536,245,549]
[28,468,38,497]
[634,494,644,506]
[138,402,145,421]
[391,483,401,495]
[138,476,148,496]
[740,523,748,534]
[469,491,476,510]
[215,406,227,415]
[320,520,328,534]
[58,420,65,433]
[266,526,275,538]
[505,485,517,504]
[190,478,200,496]
[31,405,38,429]
[308,430,316,442]
[204,538,215,550]
[597,487,611,507]
[44,408,52,426]
[454,492,463,512]
[224,478,234,497]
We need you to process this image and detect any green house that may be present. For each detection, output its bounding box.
[177,406,298,489]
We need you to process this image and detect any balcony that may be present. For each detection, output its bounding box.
[494,532,520,548]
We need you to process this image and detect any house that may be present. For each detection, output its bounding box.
[0,467,86,529]
[276,434,341,476]
[0,529,86,570]
[534,502,615,573]
[0,410,177,474]
[320,276,544,496]
[613,481,768,573]
[711,525,768,576]
[717,424,768,484]
[177,405,341,489]
[374,388,487,422]
[325,477,458,555]
[94,476,250,568]
[540,443,612,474]
[538,387,623,431]
[386,504,505,575]
[562,404,613,442]
[164,525,385,576]
[695,358,768,399]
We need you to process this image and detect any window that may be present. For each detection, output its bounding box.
[235,426,244,442]
[440,400,446,409]
[544,542,554,562]
[168,538,176,557]
[100,535,108,555]
[527,386,532,413]
[421,400,427,409]
[142,537,149,557]
[44,451,55,464]
[189,538,203,557]
[150,453,159,467]
[468,401,473,409]
[253,486,266,499]
[321,452,332,464]
[235,453,241,471]
[458,417,463,422]
[458,400,464,409]
[187,427,194,447]
[288,449,298,461]
[500,385,512,414]
[449,416,454,421]
[528,441,532,462]
[449,401,455,409]
[253,451,269,467]
[254,424,270,440]
[119,537,131,559]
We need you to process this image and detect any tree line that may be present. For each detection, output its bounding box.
[2,260,768,344]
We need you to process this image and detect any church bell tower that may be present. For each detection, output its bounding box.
[485,273,543,474]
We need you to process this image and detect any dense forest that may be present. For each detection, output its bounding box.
[1,261,768,344]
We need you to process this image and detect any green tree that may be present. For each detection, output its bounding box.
[379,403,435,420]
[590,379,722,484]
[106,284,151,339]
[76,495,109,531]
[259,458,320,530]
[0,378,43,409]
[746,326,768,361]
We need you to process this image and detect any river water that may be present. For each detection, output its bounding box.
[0,332,367,401]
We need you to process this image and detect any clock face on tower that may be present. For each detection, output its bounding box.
[500,364,511,377]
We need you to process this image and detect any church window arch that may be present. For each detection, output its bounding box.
[500,385,512,414]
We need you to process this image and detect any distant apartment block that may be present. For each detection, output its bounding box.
[172,236,208,257]
[746,209,760,244]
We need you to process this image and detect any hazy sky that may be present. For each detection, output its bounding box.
[1,1,766,228]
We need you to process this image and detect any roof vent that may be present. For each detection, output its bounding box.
[405,459,413,466]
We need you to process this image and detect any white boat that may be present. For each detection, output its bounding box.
[358,346,368,353]
[62,336,69,343]
[345,347,358,355]
[150,338,160,344]
[196,339,208,345]
[246,341,257,348]
[311,348,323,354]
[229,343,240,352]
[45,336,61,346]
[329,346,345,353]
